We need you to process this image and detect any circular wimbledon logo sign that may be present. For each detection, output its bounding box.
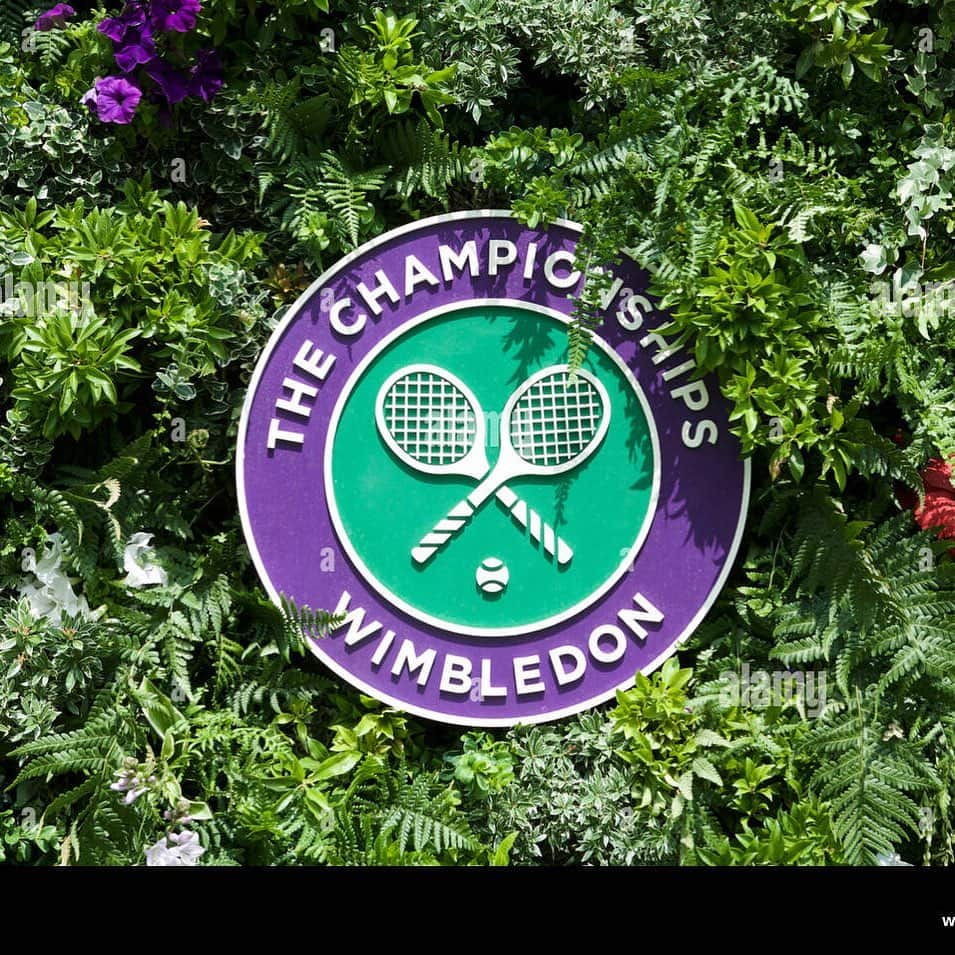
[238,211,750,726]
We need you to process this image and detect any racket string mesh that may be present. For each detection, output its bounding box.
[510,372,603,467]
[383,372,477,465]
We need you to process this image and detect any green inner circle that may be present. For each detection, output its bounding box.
[329,304,656,634]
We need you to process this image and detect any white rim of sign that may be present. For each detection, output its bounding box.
[236,209,752,726]
[324,300,660,637]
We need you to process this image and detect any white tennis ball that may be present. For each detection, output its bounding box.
[476,557,509,595]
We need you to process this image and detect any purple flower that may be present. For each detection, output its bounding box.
[163,800,195,824]
[113,24,155,73]
[35,4,75,30]
[97,17,127,42]
[110,768,156,805]
[189,49,223,103]
[94,76,142,124]
[146,58,190,104]
[80,85,98,111]
[150,0,202,34]
[98,5,155,73]
[97,2,146,42]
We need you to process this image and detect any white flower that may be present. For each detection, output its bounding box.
[860,243,888,275]
[17,533,92,625]
[17,578,60,621]
[122,533,168,588]
[875,851,912,866]
[145,829,205,867]
[145,837,178,867]
[169,830,205,864]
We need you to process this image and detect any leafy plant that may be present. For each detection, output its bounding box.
[2,0,955,869]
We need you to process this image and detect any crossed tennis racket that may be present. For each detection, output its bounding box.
[375,363,611,567]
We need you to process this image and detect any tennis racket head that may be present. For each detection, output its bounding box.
[375,363,488,477]
[502,365,611,475]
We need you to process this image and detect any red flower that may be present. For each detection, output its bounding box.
[898,457,955,550]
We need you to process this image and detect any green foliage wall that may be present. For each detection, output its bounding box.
[2,0,955,866]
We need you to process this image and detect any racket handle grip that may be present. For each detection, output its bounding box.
[495,486,573,566]
[410,489,574,567]
[411,500,475,565]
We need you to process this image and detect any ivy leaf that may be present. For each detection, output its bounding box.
[860,243,886,274]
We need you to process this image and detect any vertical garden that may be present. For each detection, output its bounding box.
[2,0,955,866]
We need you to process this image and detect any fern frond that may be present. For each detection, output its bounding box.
[385,118,467,202]
[317,151,388,248]
[11,690,122,784]
[811,695,936,864]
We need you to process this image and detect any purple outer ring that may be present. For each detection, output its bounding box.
[237,211,751,726]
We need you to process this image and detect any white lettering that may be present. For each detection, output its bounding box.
[549,645,587,686]
[370,631,395,666]
[392,639,437,686]
[293,340,336,381]
[438,241,479,282]
[356,269,400,316]
[488,239,517,276]
[440,654,472,694]
[598,273,625,311]
[617,293,652,331]
[267,418,305,450]
[480,658,508,698]
[671,378,710,411]
[543,249,581,289]
[404,254,440,296]
[588,625,627,664]
[617,593,664,642]
[640,331,678,365]
[330,297,365,336]
[331,591,382,647]
[682,419,719,448]
[275,376,318,419]
[662,359,697,382]
[514,654,545,695]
